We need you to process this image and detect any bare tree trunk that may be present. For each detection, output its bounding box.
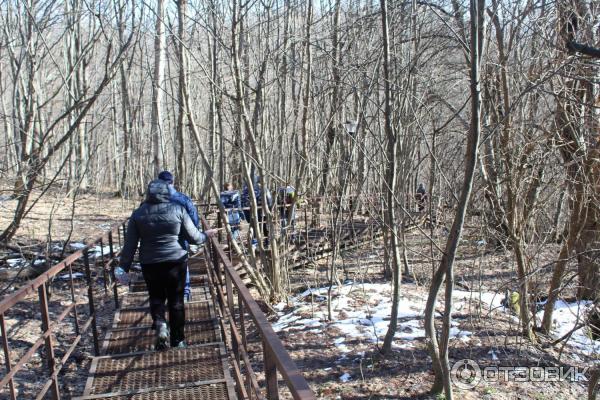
[424,0,484,396]
[380,0,402,355]
[151,0,165,174]
[176,0,188,186]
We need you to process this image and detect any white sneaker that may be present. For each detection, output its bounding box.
[156,322,169,350]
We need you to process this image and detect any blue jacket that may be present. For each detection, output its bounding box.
[120,180,207,271]
[170,190,199,227]
[220,190,244,226]
[242,179,272,209]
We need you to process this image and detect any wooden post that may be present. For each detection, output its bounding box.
[83,250,100,355]
[38,282,60,399]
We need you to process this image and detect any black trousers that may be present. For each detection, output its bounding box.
[141,259,187,345]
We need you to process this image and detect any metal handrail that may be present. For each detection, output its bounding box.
[0,220,127,399]
[201,216,316,400]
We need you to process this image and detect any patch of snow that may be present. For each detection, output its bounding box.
[90,245,111,258]
[453,289,504,311]
[69,242,86,250]
[339,373,352,382]
[274,282,496,356]
[57,272,85,280]
[6,258,27,268]
[536,300,599,353]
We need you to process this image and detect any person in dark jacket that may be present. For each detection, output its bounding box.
[415,183,427,212]
[242,174,272,246]
[115,180,217,349]
[277,185,297,236]
[220,182,244,240]
[157,171,197,303]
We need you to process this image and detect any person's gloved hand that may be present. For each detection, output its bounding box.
[204,228,219,237]
[114,266,130,285]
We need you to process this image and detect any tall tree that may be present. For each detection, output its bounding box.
[151,0,166,175]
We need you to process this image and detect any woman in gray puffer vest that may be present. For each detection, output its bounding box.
[117,179,216,349]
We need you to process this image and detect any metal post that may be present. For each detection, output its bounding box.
[99,239,108,295]
[0,314,17,400]
[38,282,60,399]
[83,250,100,356]
[68,263,80,336]
[117,224,122,247]
[108,231,119,308]
[239,292,251,399]
[263,342,279,399]
[226,273,240,374]
[217,210,223,242]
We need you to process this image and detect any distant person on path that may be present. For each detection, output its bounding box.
[219,182,244,241]
[277,185,297,237]
[158,171,197,303]
[415,183,427,212]
[114,180,217,349]
[242,174,272,246]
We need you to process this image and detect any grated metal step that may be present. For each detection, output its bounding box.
[81,344,234,399]
[102,320,219,355]
[119,287,211,308]
[113,301,213,330]
[76,382,232,399]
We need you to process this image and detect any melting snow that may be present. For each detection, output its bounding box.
[57,272,85,280]
[339,373,352,382]
[536,300,600,354]
[6,258,27,268]
[275,282,599,355]
[274,282,477,346]
[69,242,86,250]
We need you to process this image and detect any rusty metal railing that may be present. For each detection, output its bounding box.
[0,220,127,399]
[201,216,316,400]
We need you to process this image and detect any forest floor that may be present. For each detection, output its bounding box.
[0,190,597,399]
[278,226,596,399]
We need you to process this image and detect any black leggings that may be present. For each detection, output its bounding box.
[141,259,187,345]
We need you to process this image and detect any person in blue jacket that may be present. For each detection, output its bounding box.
[115,180,217,349]
[220,182,244,240]
[158,171,198,302]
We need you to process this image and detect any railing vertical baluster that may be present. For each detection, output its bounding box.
[238,292,251,399]
[217,210,223,242]
[0,314,17,400]
[263,343,279,400]
[83,249,100,355]
[99,239,109,295]
[68,263,80,336]
[108,231,119,308]
[226,272,240,376]
[38,282,60,399]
